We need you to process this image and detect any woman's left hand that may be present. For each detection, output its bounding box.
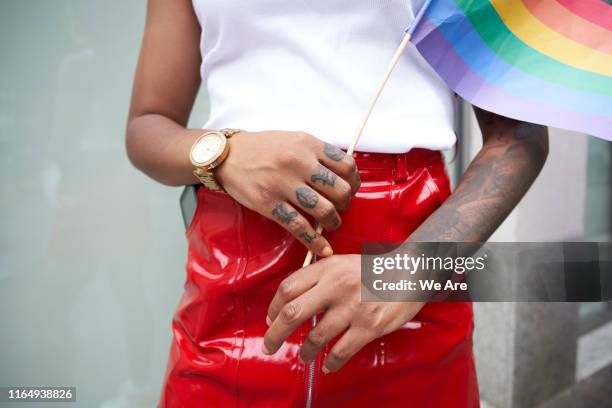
[262,254,425,373]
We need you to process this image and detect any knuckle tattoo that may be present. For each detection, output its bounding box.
[296,187,319,209]
[310,164,337,187]
[300,231,318,244]
[324,142,346,161]
[272,203,298,224]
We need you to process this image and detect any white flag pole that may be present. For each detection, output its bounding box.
[301,0,432,268]
[301,32,412,268]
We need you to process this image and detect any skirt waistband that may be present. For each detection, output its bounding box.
[195,149,445,193]
[351,149,443,170]
[351,148,444,184]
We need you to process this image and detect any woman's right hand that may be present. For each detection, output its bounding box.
[125,0,358,257]
[215,130,361,257]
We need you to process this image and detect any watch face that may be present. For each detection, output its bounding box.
[191,132,226,166]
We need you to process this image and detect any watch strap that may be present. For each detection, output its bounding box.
[193,167,225,192]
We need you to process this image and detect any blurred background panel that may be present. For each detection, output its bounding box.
[0,1,208,406]
[0,1,610,407]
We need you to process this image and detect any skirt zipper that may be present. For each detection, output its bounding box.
[305,254,319,408]
[305,314,317,408]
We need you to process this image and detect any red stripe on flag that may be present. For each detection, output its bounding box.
[556,0,612,31]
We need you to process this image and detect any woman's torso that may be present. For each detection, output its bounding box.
[192,0,456,153]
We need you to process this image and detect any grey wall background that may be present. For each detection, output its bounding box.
[0,2,207,406]
[1,1,610,407]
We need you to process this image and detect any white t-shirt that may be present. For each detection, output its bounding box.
[192,0,456,153]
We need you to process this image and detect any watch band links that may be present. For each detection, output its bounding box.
[193,167,225,192]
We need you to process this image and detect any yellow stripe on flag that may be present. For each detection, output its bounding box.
[491,0,612,76]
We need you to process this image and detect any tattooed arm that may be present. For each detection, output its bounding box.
[263,109,549,372]
[410,107,549,243]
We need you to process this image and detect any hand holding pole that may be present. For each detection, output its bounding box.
[301,32,413,268]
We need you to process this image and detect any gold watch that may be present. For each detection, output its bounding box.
[189,128,241,191]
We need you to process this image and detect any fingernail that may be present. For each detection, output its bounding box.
[321,246,333,257]
[322,366,330,374]
[266,316,272,326]
[262,344,272,355]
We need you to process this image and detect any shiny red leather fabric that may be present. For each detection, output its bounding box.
[159,150,479,408]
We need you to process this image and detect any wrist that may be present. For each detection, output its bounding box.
[214,130,245,189]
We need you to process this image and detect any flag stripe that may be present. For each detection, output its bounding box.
[557,0,612,31]
[523,0,612,54]
[416,17,612,139]
[428,6,612,115]
[438,0,612,96]
[489,0,612,75]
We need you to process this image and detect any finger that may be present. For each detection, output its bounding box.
[318,142,361,195]
[269,201,333,258]
[305,170,353,213]
[263,284,329,355]
[288,185,343,231]
[323,328,375,373]
[267,263,323,324]
[300,309,350,364]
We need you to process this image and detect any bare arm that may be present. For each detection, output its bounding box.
[126,0,203,186]
[126,0,360,257]
[409,107,549,243]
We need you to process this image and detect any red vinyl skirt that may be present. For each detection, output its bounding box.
[159,149,479,407]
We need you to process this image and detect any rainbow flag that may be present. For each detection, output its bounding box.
[408,0,612,141]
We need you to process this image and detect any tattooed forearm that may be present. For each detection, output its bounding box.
[324,143,346,161]
[514,122,547,140]
[408,109,548,243]
[272,203,298,224]
[311,164,337,186]
[296,187,319,209]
